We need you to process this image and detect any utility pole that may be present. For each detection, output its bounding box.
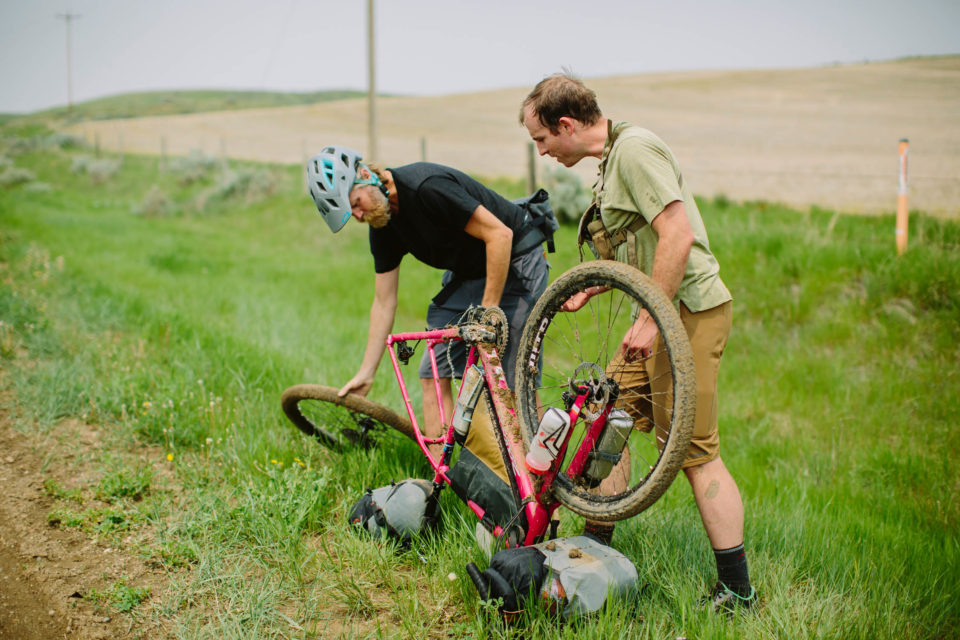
[57,12,81,112]
[896,139,910,255]
[367,0,378,161]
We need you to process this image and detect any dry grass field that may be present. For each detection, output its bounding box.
[69,56,959,216]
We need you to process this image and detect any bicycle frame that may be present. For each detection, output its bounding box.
[384,322,610,547]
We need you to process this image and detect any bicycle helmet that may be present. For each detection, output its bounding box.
[306,145,363,233]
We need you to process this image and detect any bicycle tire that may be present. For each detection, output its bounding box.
[281,384,416,452]
[515,261,696,522]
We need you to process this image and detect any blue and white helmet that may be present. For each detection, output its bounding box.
[306,145,363,233]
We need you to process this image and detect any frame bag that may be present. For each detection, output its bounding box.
[447,392,526,545]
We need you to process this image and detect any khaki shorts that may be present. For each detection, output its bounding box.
[608,300,732,469]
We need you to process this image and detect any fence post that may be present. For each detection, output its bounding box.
[302,138,309,191]
[420,136,427,162]
[526,142,536,193]
[896,138,909,255]
[220,137,228,173]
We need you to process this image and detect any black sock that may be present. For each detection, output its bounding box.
[714,543,751,595]
[583,522,615,545]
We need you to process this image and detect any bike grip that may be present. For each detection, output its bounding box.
[465,562,489,601]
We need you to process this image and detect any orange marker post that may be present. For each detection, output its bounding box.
[896,138,909,255]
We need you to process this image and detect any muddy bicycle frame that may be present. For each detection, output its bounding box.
[384,320,617,547]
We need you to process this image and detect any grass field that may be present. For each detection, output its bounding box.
[1,129,958,639]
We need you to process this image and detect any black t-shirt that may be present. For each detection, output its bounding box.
[369,163,526,279]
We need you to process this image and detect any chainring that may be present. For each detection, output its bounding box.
[479,305,509,354]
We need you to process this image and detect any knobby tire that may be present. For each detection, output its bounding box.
[281,384,416,452]
[515,261,696,522]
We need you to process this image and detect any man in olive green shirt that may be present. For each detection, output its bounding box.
[520,73,756,612]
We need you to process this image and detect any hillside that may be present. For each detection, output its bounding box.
[65,57,960,215]
[5,89,367,124]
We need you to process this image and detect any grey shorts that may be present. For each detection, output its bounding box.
[417,249,549,388]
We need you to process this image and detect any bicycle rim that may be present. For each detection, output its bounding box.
[515,261,696,522]
[281,384,416,452]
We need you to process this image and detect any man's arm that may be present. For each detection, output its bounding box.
[621,199,694,360]
[463,205,514,308]
[338,267,400,397]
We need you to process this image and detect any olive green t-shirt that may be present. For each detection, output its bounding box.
[595,121,731,312]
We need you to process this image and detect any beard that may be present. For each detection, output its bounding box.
[363,189,392,229]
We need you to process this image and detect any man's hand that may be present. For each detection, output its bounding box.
[562,291,590,312]
[620,310,659,362]
[561,285,610,312]
[338,372,374,398]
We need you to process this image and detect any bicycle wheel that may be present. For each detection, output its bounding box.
[515,261,696,522]
[281,384,416,452]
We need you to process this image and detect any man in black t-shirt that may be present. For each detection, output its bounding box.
[306,146,549,455]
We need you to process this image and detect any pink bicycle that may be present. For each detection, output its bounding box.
[282,261,696,545]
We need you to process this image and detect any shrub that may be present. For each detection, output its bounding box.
[71,155,121,184]
[193,167,277,212]
[134,185,176,217]
[541,166,592,224]
[0,167,36,188]
[168,149,218,185]
[1,136,36,156]
[70,155,89,174]
[43,132,87,150]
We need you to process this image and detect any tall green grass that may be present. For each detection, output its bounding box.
[1,137,957,639]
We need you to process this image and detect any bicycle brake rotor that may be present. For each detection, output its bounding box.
[341,415,382,450]
[480,306,509,354]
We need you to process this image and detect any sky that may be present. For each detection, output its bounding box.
[0,0,958,114]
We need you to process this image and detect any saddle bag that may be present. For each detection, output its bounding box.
[467,535,639,620]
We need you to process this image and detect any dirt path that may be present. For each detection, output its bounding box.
[0,542,68,639]
[0,414,169,639]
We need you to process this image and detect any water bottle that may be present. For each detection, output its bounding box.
[525,407,572,474]
[583,409,634,482]
[452,365,484,443]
